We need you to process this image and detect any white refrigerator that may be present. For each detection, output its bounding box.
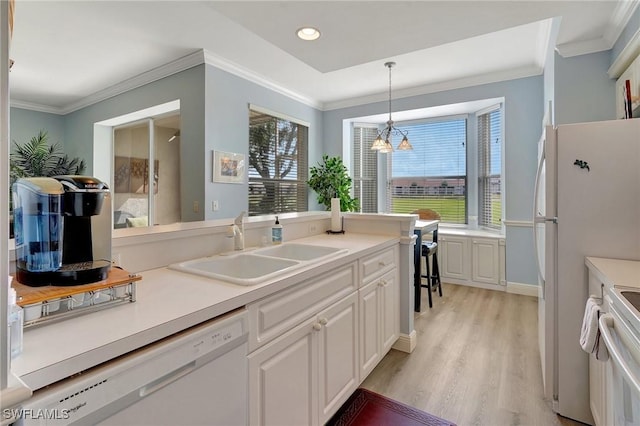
[534,118,640,425]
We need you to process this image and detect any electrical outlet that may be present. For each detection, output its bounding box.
[309,223,318,234]
[212,200,219,211]
[193,200,199,213]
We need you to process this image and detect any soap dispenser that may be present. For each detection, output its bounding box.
[271,216,283,245]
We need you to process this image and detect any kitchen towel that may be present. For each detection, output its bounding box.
[580,296,609,361]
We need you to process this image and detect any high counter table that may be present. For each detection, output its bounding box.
[414,219,439,312]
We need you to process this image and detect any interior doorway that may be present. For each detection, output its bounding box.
[112,114,181,228]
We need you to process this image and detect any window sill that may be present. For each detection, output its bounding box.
[439,226,504,239]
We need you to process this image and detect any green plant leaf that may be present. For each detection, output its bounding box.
[307,155,358,212]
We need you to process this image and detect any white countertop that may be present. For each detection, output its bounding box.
[438,227,504,238]
[585,257,640,290]
[414,220,439,232]
[11,233,398,391]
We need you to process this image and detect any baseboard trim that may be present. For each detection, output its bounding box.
[392,330,417,353]
[444,279,504,292]
[506,281,538,297]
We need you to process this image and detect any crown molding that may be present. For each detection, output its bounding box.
[322,64,542,112]
[9,99,64,115]
[557,0,639,58]
[555,37,611,58]
[604,0,640,46]
[11,50,205,115]
[59,50,205,115]
[11,48,323,115]
[201,49,321,110]
[608,26,640,78]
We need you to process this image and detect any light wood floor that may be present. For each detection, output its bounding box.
[361,283,585,426]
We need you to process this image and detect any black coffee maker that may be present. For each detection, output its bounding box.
[14,176,112,286]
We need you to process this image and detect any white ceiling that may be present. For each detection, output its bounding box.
[8,1,639,114]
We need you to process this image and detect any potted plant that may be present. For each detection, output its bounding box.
[308,155,358,212]
[9,130,86,236]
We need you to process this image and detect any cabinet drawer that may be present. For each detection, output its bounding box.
[360,246,396,285]
[248,262,357,352]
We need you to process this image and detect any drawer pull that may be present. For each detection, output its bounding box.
[319,318,328,326]
[313,323,322,331]
[378,261,387,267]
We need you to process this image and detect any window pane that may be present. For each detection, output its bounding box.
[389,119,467,224]
[352,126,378,213]
[248,110,308,215]
[478,108,502,229]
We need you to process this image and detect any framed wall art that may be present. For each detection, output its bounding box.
[212,150,245,184]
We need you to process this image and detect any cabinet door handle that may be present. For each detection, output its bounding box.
[319,318,328,326]
[378,280,387,287]
[313,323,322,331]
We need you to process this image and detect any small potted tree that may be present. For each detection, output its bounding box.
[308,155,358,220]
[10,130,86,237]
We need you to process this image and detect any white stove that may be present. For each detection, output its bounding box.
[600,286,640,426]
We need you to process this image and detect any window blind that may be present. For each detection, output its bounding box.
[389,119,467,224]
[478,108,502,229]
[352,125,379,213]
[248,109,308,215]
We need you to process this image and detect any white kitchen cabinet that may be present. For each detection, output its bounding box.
[249,292,359,426]
[440,232,505,289]
[359,276,380,378]
[440,235,470,282]
[471,238,499,285]
[247,263,357,352]
[248,315,318,426]
[247,244,401,425]
[318,293,360,423]
[359,267,399,379]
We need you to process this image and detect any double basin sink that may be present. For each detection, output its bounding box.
[169,243,347,285]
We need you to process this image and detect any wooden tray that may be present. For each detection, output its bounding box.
[12,267,142,306]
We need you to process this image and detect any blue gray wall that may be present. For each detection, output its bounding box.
[203,65,324,219]
[9,63,325,222]
[10,108,65,153]
[554,51,616,125]
[64,65,206,223]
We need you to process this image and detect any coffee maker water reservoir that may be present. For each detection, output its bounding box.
[13,176,112,286]
[12,178,64,274]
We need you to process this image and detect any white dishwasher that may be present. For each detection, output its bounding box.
[17,309,248,426]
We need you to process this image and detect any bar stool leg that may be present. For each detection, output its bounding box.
[414,262,421,312]
[433,252,442,297]
[425,253,433,308]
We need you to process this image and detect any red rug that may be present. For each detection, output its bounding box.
[326,388,456,426]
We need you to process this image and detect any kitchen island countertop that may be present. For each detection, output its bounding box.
[12,232,399,391]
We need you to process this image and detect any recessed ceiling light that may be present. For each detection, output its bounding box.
[296,27,320,41]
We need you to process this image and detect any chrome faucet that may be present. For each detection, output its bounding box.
[227,211,247,250]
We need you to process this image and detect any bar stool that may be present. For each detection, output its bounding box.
[412,209,443,309]
[421,230,442,308]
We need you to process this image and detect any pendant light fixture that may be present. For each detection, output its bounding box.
[371,61,412,153]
